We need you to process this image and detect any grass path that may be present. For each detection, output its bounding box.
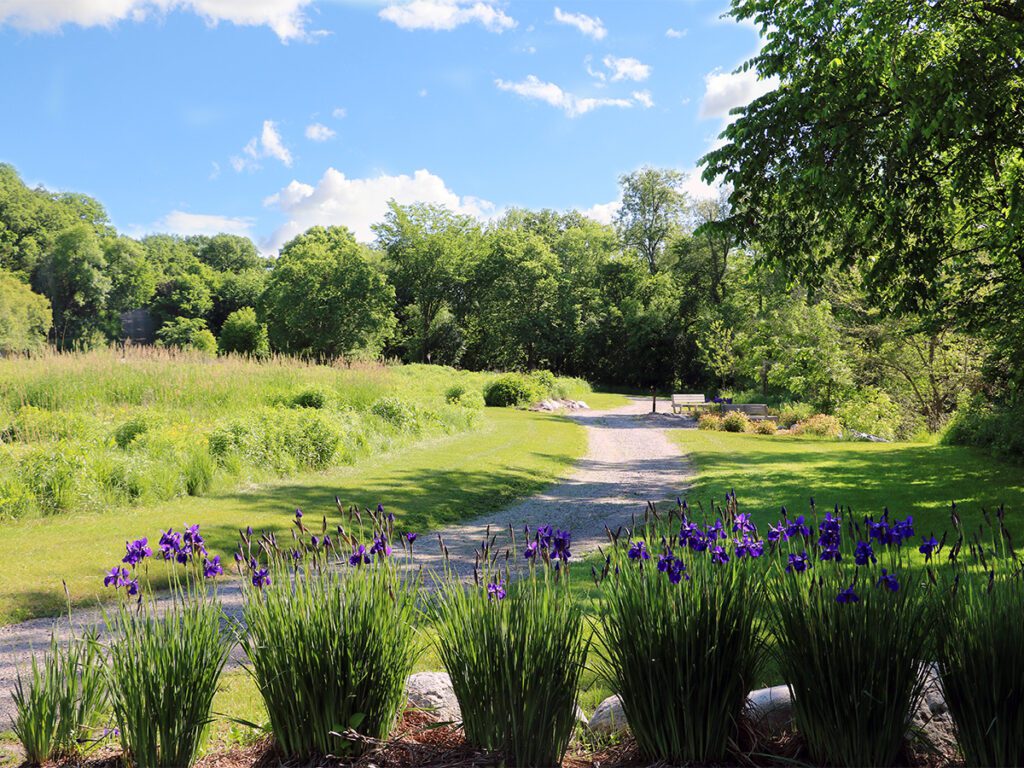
[0,405,609,626]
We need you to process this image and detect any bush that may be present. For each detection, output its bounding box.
[942,395,1024,460]
[208,408,342,474]
[155,317,217,356]
[114,416,150,449]
[21,445,85,515]
[12,631,107,764]
[697,413,723,431]
[452,390,485,409]
[752,419,777,435]
[218,307,269,358]
[721,411,751,433]
[444,383,469,403]
[775,402,814,428]
[792,414,843,438]
[597,521,766,763]
[483,374,539,408]
[290,386,329,409]
[239,515,418,759]
[434,533,588,767]
[835,387,901,441]
[370,397,421,431]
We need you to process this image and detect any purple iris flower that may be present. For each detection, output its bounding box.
[667,560,689,584]
[766,522,785,543]
[203,556,223,579]
[251,567,271,589]
[524,540,539,560]
[854,540,876,566]
[551,530,572,562]
[369,534,392,558]
[487,579,506,601]
[628,541,650,561]
[310,535,320,549]
[706,520,726,541]
[732,513,757,534]
[122,538,152,567]
[536,525,554,549]
[657,551,675,573]
[295,508,303,519]
[734,536,763,558]
[182,524,206,557]
[233,551,244,563]
[406,532,418,544]
[349,544,371,567]
[836,585,859,604]
[104,566,131,588]
[711,545,730,565]
[785,515,811,539]
[919,535,939,559]
[678,520,702,547]
[785,552,810,574]
[877,569,900,592]
[158,529,182,560]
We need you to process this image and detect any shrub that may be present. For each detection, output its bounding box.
[721,411,751,433]
[207,408,342,474]
[434,529,588,766]
[697,413,723,431]
[12,631,107,764]
[776,401,814,428]
[483,374,538,408]
[835,387,901,441]
[597,516,766,763]
[370,397,421,431]
[114,416,150,449]
[942,395,1024,460]
[792,414,843,438]
[239,512,418,759]
[218,307,269,358]
[155,317,217,356]
[452,390,485,409]
[768,508,933,767]
[105,524,231,768]
[444,383,469,403]
[752,419,777,435]
[290,386,329,409]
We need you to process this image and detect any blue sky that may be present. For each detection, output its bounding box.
[0,0,771,252]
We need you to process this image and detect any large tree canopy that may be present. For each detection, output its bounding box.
[702,0,1024,371]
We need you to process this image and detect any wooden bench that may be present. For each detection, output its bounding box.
[671,394,707,415]
[722,403,779,422]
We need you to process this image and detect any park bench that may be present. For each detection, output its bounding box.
[722,403,779,422]
[671,394,707,415]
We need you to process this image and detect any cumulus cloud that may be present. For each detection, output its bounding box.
[305,122,335,141]
[581,200,618,225]
[665,27,687,38]
[231,120,293,171]
[263,167,493,250]
[157,210,255,237]
[495,75,644,118]
[0,0,316,41]
[331,106,347,119]
[552,7,605,40]
[603,55,650,82]
[632,90,654,108]
[699,67,778,120]
[379,0,515,32]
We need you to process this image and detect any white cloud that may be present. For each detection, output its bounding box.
[157,210,255,237]
[665,27,687,38]
[231,120,293,171]
[552,7,605,40]
[581,200,618,225]
[305,122,336,141]
[208,161,221,180]
[495,75,639,118]
[603,55,650,82]
[263,167,493,250]
[331,106,347,119]
[699,67,778,119]
[681,168,720,200]
[379,0,515,32]
[0,0,317,41]
[632,90,654,109]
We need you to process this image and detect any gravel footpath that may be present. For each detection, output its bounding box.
[0,396,692,726]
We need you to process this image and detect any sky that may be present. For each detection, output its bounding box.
[0,0,774,253]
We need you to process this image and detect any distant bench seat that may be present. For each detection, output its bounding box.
[671,394,707,415]
[722,403,779,422]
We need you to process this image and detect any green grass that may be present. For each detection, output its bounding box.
[0,408,588,625]
[671,430,1024,537]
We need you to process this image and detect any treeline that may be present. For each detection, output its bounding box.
[0,163,992,438]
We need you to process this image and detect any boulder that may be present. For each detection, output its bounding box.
[405,671,461,723]
[745,685,794,735]
[911,663,956,755]
[588,694,628,737]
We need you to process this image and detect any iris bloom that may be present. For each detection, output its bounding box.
[122,538,152,567]
[876,568,899,592]
[854,540,876,566]
[785,552,810,574]
[628,541,650,561]
[252,567,271,589]
[836,585,859,604]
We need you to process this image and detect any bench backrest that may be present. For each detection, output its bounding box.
[724,403,770,416]
[672,394,706,405]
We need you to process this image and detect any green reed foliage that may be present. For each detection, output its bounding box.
[433,530,589,767]
[597,525,767,764]
[238,511,419,760]
[12,630,107,764]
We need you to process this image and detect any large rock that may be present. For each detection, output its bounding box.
[745,685,794,735]
[405,672,461,723]
[588,694,628,737]
[911,663,956,756]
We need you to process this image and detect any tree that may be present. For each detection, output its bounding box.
[187,234,264,273]
[156,317,217,355]
[218,307,270,358]
[102,237,157,334]
[614,167,687,274]
[262,226,397,359]
[702,0,1024,386]
[373,202,480,363]
[35,225,110,349]
[0,271,51,354]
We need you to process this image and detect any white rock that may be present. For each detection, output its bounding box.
[575,703,589,726]
[405,671,461,723]
[745,685,793,734]
[576,400,589,409]
[588,694,628,736]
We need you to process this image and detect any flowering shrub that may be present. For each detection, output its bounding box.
[791,413,842,438]
[697,413,723,430]
[433,524,588,766]
[104,525,231,768]
[596,496,767,763]
[237,506,418,759]
[752,419,777,435]
[768,504,934,767]
[721,411,751,433]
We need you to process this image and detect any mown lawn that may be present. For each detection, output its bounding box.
[670,429,1024,539]
[0,405,611,625]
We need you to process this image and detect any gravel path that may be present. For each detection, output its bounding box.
[0,397,692,726]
